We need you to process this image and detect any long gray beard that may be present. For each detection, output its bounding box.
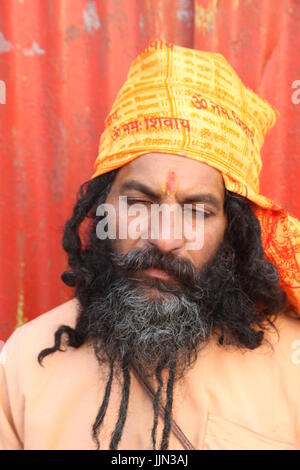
[83,274,215,378]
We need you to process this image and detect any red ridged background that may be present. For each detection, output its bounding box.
[0,0,299,340]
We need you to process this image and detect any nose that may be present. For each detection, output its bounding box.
[147,203,184,253]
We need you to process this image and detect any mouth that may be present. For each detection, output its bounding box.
[143,268,173,282]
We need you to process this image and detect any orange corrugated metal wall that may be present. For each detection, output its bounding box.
[0,0,299,340]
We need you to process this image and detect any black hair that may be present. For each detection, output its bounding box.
[38,170,289,450]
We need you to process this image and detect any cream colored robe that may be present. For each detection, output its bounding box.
[0,299,300,450]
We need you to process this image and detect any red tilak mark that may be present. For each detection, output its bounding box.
[165,171,176,195]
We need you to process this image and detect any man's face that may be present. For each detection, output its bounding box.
[81,153,230,376]
[64,153,278,380]
[105,152,227,278]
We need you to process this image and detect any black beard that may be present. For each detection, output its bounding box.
[41,182,286,450]
[75,237,240,379]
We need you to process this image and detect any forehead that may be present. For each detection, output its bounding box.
[113,152,225,197]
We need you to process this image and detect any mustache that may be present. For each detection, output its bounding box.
[109,244,199,286]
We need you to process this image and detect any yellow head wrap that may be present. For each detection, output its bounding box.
[92,39,300,314]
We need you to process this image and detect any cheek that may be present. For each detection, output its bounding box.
[113,205,146,253]
[205,214,226,245]
[187,215,226,266]
[114,237,137,254]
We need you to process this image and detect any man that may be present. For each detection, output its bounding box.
[1,40,300,450]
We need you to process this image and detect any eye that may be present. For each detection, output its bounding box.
[196,211,212,218]
[126,198,152,206]
[186,207,212,217]
[202,211,212,218]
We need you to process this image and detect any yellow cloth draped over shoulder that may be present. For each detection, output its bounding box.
[92,39,300,314]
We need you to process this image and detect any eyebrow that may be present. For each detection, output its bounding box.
[119,180,222,211]
[181,193,222,211]
[120,180,161,200]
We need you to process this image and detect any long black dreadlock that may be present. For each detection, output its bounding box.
[38,170,290,450]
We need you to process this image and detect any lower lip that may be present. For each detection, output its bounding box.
[143,268,172,281]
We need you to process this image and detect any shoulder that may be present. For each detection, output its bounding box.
[0,298,80,369]
[206,308,300,374]
[270,309,300,366]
